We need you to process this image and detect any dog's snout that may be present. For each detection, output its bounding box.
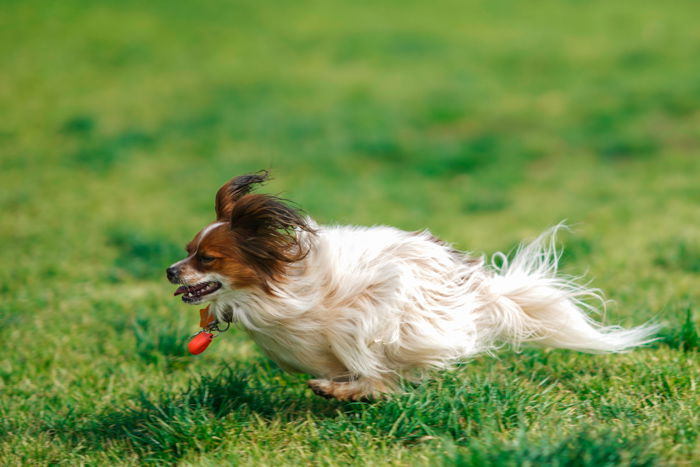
[166,265,179,283]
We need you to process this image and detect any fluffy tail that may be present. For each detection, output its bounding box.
[484,224,658,353]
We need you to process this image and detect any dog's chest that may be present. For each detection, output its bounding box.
[245,325,346,378]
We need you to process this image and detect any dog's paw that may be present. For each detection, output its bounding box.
[307,379,335,399]
[307,379,376,401]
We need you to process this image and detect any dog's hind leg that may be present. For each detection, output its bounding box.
[307,378,388,401]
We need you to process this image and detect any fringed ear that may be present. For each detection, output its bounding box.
[214,170,270,221]
[230,193,315,291]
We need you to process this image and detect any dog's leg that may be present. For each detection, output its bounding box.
[307,378,388,401]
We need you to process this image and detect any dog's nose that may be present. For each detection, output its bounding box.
[166,266,178,283]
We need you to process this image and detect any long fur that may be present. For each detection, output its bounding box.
[202,220,657,399]
[167,174,657,400]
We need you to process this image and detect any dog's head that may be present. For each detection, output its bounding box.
[166,171,313,304]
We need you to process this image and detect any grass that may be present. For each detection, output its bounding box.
[1,0,699,464]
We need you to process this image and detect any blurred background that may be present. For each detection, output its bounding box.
[3,0,700,330]
[2,0,699,300]
[2,0,699,463]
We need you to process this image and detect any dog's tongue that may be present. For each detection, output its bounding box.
[174,285,189,296]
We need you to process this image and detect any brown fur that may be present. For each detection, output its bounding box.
[215,171,270,221]
[229,194,315,292]
[185,174,317,293]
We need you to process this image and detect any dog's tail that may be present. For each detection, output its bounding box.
[481,224,658,353]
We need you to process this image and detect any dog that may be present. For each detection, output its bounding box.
[166,171,657,400]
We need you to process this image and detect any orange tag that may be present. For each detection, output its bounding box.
[188,332,214,355]
[199,306,216,329]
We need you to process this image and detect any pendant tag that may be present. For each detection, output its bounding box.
[188,331,214,355]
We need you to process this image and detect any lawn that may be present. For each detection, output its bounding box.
[1,0,699,464]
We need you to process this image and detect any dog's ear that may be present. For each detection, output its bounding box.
[230,193,314,291]
[215,171,270,220]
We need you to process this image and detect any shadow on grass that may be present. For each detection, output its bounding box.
[44,361,345,462]
[41,362,538,461]
[37,354,669,464]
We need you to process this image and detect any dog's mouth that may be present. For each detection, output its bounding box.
[174,281,222,303]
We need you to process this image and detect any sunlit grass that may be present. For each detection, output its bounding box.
[1,0,699,464]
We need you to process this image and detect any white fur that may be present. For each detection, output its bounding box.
[198,222,226,247]
[208,223,658,397]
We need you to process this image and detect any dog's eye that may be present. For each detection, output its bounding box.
[199,255,216,264]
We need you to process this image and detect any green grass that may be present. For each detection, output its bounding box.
[1,0,700,464]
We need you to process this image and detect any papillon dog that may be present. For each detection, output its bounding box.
[166,171,657,400]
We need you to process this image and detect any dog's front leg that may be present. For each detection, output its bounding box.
[307,378,388,401]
